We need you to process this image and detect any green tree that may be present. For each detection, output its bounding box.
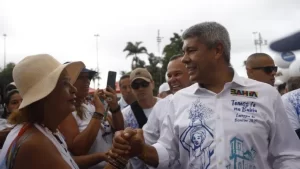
[146,53,162,95]
[89,68,101,89]
[123,42,147,70]
[161,33,183,80]
[0,63,15,86]
[0,63,15,99]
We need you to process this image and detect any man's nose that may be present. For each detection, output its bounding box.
[181,54,190,64]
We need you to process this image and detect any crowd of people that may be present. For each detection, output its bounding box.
[0,21,300,169]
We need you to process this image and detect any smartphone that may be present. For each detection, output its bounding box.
[107,71,117,90]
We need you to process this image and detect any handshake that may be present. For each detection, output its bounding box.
[105,128,146,169]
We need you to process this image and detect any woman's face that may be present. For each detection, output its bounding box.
[192,133,203,147]
[74,72,90,99]
[44,70,77,122]
[7,93,22,113]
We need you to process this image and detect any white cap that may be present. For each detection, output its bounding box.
[158,82,170,93]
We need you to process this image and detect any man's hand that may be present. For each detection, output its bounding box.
[109,128,145,158]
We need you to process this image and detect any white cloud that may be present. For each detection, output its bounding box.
[1,0,300,87]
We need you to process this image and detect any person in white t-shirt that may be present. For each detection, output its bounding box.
[60,67,114,169]
[111,68,159,131]
[118,74,136,110]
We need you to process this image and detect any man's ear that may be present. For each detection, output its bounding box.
[246,67,253,78]
[214,42,224,60]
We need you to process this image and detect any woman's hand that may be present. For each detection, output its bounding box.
[93,89,105,113]
[99,86,119,111]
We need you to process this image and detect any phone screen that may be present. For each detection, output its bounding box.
[107,71,117,90]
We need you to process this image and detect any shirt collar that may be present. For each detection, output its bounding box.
[191,70,246,94]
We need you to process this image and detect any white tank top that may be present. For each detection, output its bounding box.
[72,103,113,169]
[0,123,79,169]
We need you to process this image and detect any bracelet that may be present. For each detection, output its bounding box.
[107,156,127,169]
[110,105,120,114]
[92,112,104,120]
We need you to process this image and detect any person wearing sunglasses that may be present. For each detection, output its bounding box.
[111,68,159,132]
[245,53,277,86]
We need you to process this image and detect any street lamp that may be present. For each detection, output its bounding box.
[3,34,7,69]
[94,34,100,88]
[252,32,268,53]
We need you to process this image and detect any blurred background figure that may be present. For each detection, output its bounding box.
[118,75,136,110]
[157,82,170,99]
[0,89,22,131]
[277,83,287,95]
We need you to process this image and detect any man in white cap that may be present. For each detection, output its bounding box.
[108,22,300,169]
[157,83,170,99]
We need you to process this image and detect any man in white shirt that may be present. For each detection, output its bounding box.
[128,54,191,169]
[118,74,136,110]
[281,88,300,138]
[109,22,300,169]
[143,54,191,146]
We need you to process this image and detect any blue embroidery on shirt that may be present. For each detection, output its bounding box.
[288,91,300,117]
[101,120,112,143]
[226,137,257,169]
[179,99,214,169]
[126,111,139,129]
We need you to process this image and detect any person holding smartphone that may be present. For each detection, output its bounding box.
[59,67,115,169]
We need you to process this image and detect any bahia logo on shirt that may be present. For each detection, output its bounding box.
[230,89,258,99]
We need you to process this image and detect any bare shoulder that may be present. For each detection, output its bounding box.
[12,127,71,169]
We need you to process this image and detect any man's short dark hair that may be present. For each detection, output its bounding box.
[286,76,300,92]
[169,54,183,62]
[119,74,130,87]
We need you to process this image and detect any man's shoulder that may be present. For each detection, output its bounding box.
[156,94,173,104]
[121,104,133,115]
[282,88,300,104]
[239,78,280,98]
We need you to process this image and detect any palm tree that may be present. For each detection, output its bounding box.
[90,68,101,89]
[123,42,147,70]
[146,53,163,95]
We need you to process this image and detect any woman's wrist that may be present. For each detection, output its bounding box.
[92,112,104,120]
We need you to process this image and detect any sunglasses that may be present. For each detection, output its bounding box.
[252,66,278,74]
[131,81,150,90]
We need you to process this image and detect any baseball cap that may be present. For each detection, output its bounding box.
[158,82,170,93]
[130,68,152,84]
[64,62,97,80]
[270,31,300,52]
